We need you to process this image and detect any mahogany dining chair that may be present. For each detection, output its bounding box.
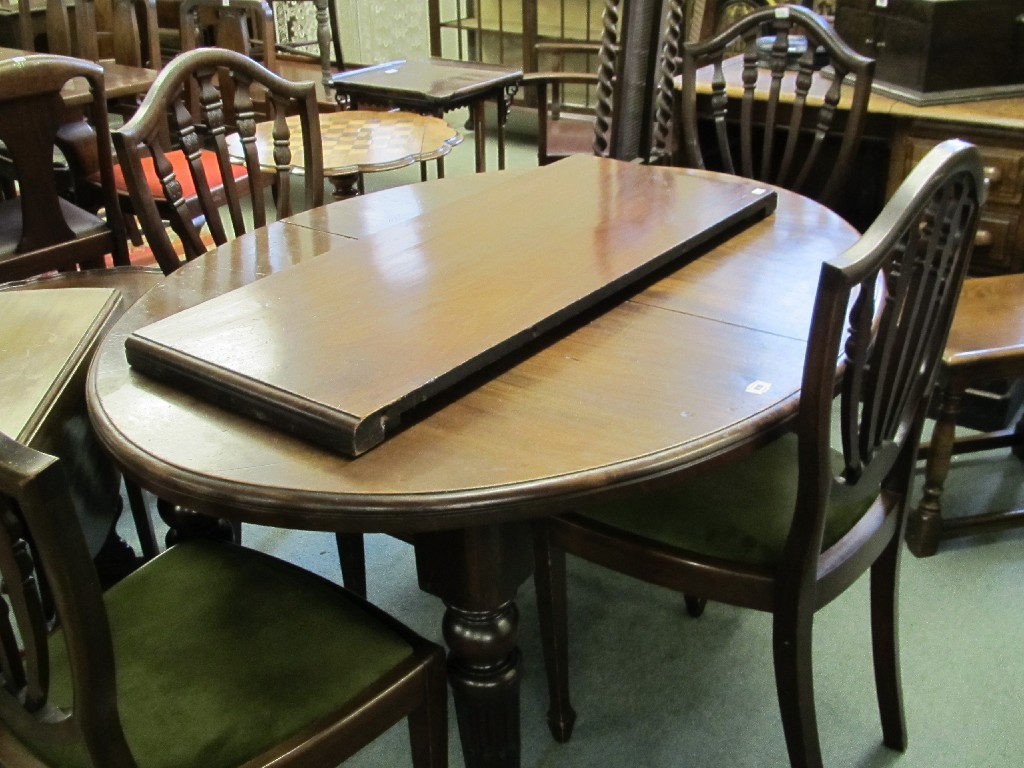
[0,54,130,282]
[673,4,875,212]
[531,139,984,767]
[0,429,448,768]
[110,46,324,273]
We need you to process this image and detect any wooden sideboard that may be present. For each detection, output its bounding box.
[885,98,1024,275]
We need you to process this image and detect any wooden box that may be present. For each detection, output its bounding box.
[835,0,1024,104]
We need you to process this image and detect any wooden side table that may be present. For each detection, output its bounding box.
[331,57,523,173]
[228,109,463,197]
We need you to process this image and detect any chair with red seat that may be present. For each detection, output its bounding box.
[111,46,324,273]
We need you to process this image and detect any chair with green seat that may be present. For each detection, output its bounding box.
[531,138,985,766]
[0,429,448,767]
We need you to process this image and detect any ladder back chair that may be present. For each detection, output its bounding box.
[0,430,448,767]
[531,139,984,766]
[673,4,874,210]
[179,0,278,74]
[111,46,324,274]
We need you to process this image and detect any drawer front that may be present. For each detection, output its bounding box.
[903,136,1024,206]
[969,209,1022,274]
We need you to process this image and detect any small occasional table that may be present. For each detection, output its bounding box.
[227,109,463,198]
[331,57,523,173]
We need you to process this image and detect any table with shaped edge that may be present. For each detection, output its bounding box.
[226,108,463,198]
[87,157,859,767]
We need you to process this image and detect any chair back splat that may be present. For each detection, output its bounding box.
[674,4,875,209]
[0,54,129,282]
[532,139,984,767]
[112,47,324,273]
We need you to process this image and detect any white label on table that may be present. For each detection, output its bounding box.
[745,380,772,395]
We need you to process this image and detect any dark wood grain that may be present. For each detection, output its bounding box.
[88,164,855,532]
[124,156,777,456]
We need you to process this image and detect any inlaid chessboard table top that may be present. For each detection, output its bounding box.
[226,109,463,178]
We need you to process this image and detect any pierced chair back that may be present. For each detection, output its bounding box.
[788,137,982,595]
[0,428,449,767]
[531,139,985,764]
[0,54,128,282]
[674,5,874,208]
[112,47,324,274]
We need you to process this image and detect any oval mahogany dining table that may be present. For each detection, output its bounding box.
[87,159,859,768]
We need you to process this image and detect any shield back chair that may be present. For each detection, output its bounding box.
[673,4,875,213]
[0,430,448,768]
[906,273,1024,556]
[521,0,684,166]
[111,46,324,274]
[531,139,984,766]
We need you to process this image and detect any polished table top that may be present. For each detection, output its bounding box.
[88,159,858,532]
[87,159,859,767]
[0,46,158,105]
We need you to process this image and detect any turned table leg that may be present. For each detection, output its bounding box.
[414,522,534,768]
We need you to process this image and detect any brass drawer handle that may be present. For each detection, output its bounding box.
[974,229,993,248]
[983,165,1003,185]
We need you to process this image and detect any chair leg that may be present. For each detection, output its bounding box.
[870,535,908,751]
[123,478,160,560]
[772,607,823,768]
[335,532,367,598]
[532,521,576,742]
[906,380,963,557]
[683,594,706,617]
[407,651,449,768]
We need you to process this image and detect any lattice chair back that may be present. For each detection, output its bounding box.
[790,138,983,582]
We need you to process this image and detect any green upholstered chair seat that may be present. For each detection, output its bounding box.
[34,540,416,768]
[580,433,879,567]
